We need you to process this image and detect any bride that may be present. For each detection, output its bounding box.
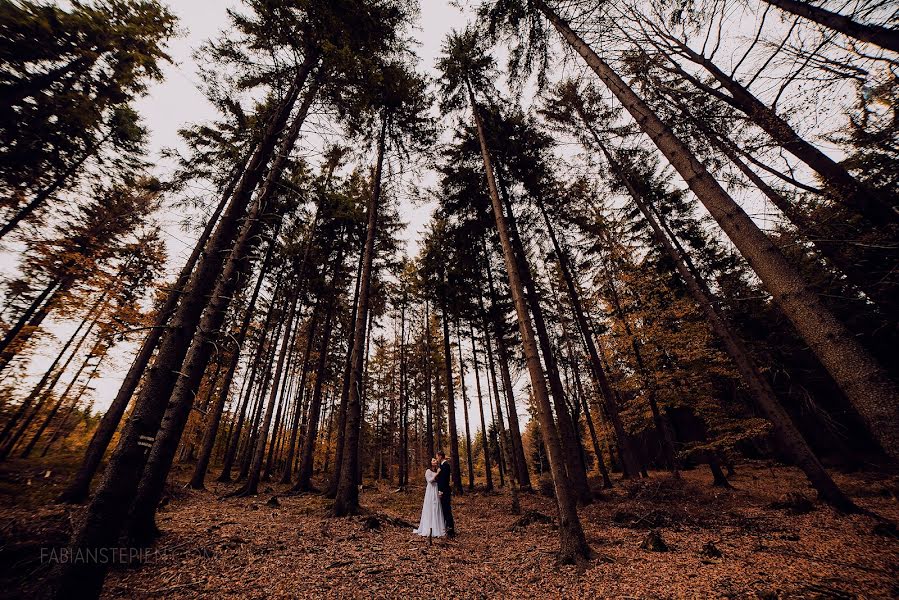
[413,458,445,537]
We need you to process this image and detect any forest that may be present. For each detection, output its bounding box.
[0,0,897,597]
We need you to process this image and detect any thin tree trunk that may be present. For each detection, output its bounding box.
[325,245,364,497]
[538,1,899,462]
[439,300,464,493]
[188,233,275,489]
[334,112,387,516]
[236,291,300,497]
[0,304,98,459]
[1,290,101,448]
[218,269,285,482]
[455,317,475,491]
[295,250,343,491]
[485,272,532,490]
[470,323,494,491]
[535,201,640,478]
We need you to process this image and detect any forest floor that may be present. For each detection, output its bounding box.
[1,459,898,599]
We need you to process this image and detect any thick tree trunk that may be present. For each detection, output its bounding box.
[334,113,387,517]
[760,0,899,53]
[469,81,589,562]
[539,2,899,462]
[47,56,316,599]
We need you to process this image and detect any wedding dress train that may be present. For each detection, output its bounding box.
[413,469,445,537]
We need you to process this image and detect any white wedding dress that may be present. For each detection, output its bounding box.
[413,469,445,537]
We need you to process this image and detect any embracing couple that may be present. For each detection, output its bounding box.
[413,451,455,539]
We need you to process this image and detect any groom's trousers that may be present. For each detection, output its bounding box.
[440,490,455,533]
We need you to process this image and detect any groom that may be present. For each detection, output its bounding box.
[436,451,455,538]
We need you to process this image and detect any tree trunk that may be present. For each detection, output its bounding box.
[1,290,101,449]
[188,231,275,489]
[500,188,592,504]
[295,251,343,491]
[455,317,475,491]
[218,269,285,482]
[538,1,899,462]
[760,0,899,53]
[535,200,640,478]
[0,304,98,459]
[485,273,532,490]
[470,323,494,491]
[125,83,315,541]
[20,338,100,458]
[325,245,364,497]
[334,112,387,517]
[469,80,588,562]
[236,290,300,497]
[47,56,317,599]
[439,300,464,493]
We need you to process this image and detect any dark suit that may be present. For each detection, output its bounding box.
[437,460,455,534]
